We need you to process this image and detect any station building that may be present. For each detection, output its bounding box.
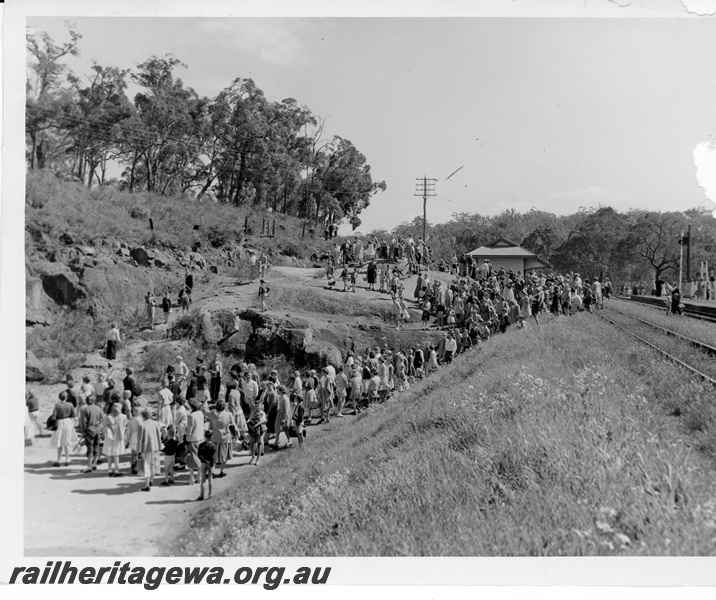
[466,237,550,275]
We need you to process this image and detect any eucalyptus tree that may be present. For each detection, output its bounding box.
[124,55,202,194]
[67,64,134,188]
[26,26,82,170]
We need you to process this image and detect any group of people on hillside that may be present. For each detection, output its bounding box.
[331,234,432,274]
[141,269,196,331]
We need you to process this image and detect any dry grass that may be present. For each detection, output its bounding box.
[176,313,716,556]
[26,170,334,264]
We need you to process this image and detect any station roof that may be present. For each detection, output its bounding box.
[466,237,537,258]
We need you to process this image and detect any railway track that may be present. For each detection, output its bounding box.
[618,295,716,323]
[596,307,716,387]
[605,305,716,356]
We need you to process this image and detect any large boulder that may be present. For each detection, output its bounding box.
[130,247,151,267]
[188,251,207,270]
[78,263,175,320]
[217,319,254,353]
[26,275,53,325]
[34,261,86,306]
[246,325,290,359]
[303,341,343,369]
[236,310,316,361]
[314,323,355,355]
[26,350,45,382]
[152,250,172,269]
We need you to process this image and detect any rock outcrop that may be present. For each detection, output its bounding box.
[26,350,45,381]
[33,261,86,307]
[303,340,343,369]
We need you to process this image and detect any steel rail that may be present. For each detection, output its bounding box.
[604,306,716,357]
[596,311,716,387]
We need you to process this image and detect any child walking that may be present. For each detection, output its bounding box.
[247,402,267,466]
[197,429,216,500]
[161,425,178,486]
[291,393,305,447]
[303,379,317,424]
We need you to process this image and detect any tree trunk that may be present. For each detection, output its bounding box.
[87,164,95,190]
[129,150,138,193]
[233,152,247,206]
[197,173,215,199]
[30,133,37,170]
[145,156,153,192]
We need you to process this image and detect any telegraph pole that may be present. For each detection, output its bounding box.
[686,223,692,295]
[414,176,437,242]
[678,228,684,292]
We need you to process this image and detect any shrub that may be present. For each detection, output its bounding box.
[27,308,103,359]
[207,225,231,248]
[128,202,151,221]
[140,344,180,378]
[169,309,204,341]
[43,353,87,384]
[278,240,301,258]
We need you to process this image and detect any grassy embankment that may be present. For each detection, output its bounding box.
[177,313,716,556]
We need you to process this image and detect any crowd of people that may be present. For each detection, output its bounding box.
[27,233,637,503]
[325,239,618,335]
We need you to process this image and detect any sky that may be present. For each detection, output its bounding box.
[24,10,716,235]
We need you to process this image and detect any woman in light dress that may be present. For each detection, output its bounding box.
[102,402,128,477]
[365,240,375,261]
[50,391,78,467]
[207,399,236,478]
[158,389,173,433]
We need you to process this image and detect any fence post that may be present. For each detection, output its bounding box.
[244,215,249,234]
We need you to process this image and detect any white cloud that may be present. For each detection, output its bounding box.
[680,0,716,16]
[195,20,308,66]
[693,138,716,218]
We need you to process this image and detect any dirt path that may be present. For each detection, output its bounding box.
[25,272,277,556]
[25,262,416,556]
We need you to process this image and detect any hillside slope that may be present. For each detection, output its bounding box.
[25,171,368,380]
